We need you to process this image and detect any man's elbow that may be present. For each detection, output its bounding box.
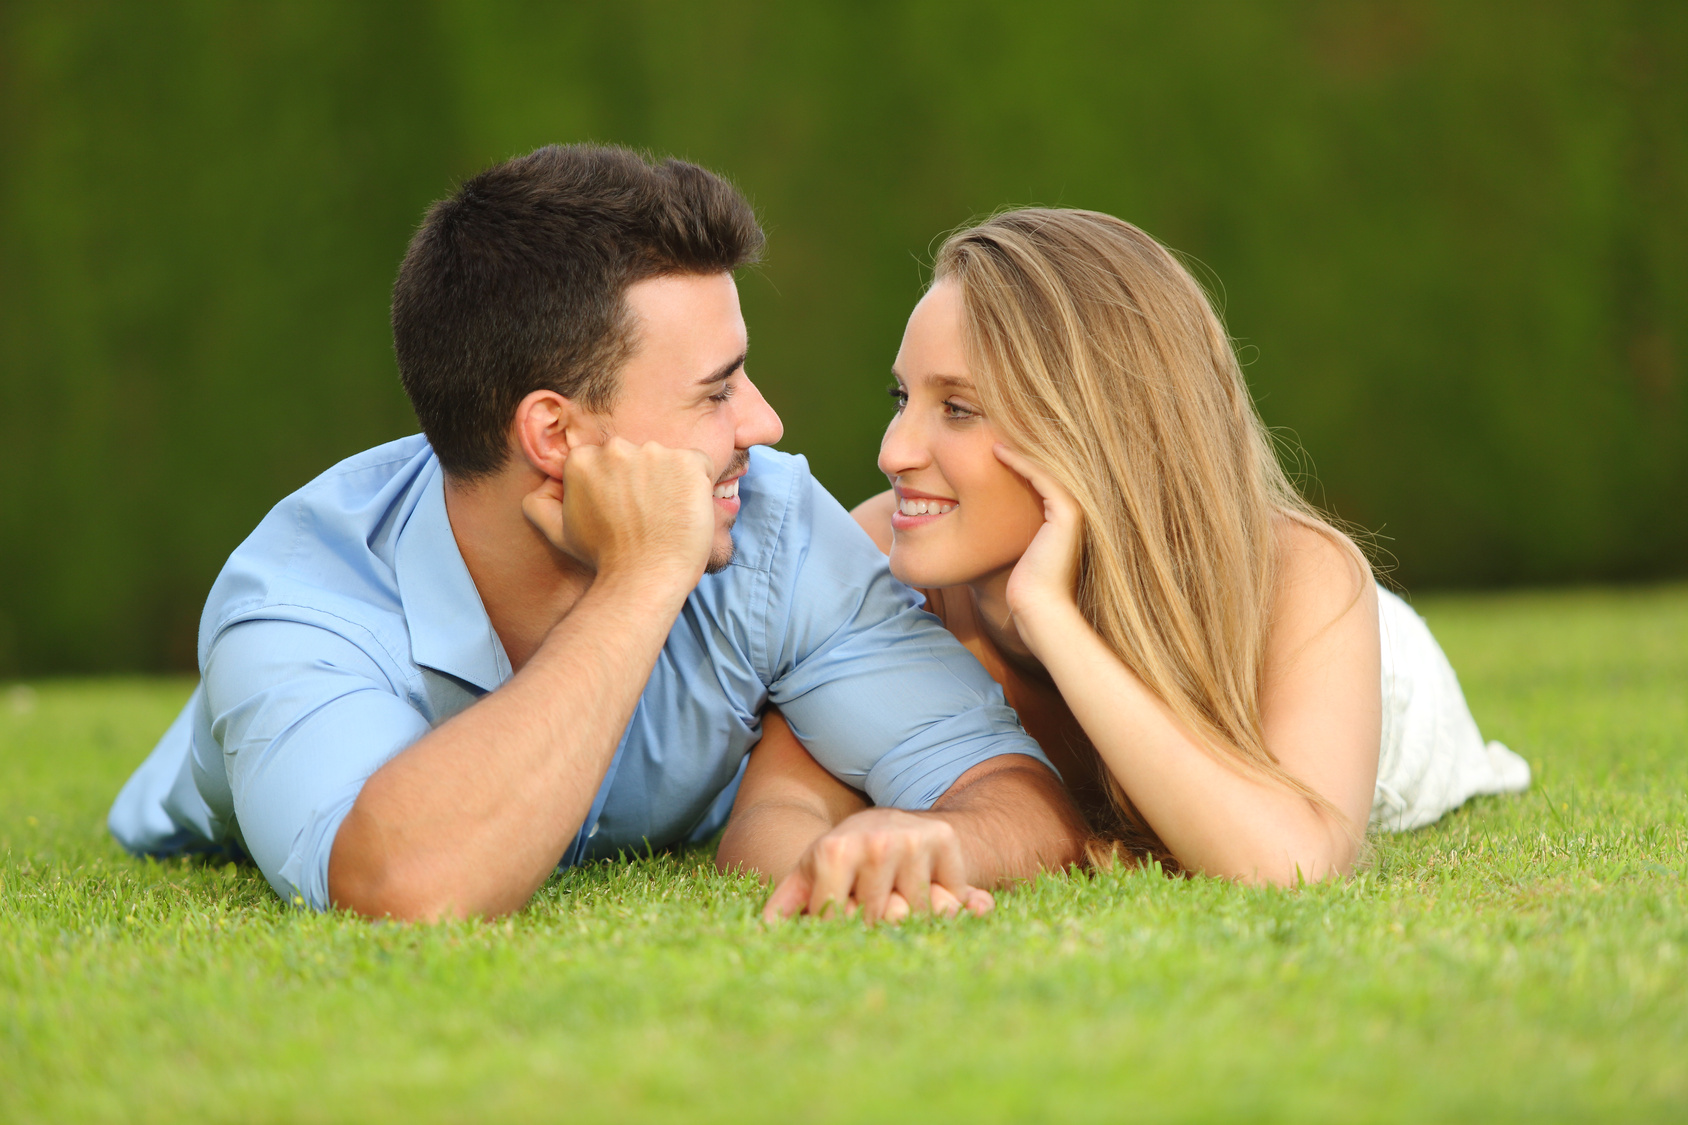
[329,854,455,922]
[327,811,482,923]
[329,868,439,923]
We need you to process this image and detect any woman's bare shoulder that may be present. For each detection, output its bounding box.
[850,490,896,556]
[1271,514,1377,646]
[1261,515,1382,837]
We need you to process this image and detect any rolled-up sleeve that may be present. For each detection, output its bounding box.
[763,476,1054,809]
[204,619,430,910]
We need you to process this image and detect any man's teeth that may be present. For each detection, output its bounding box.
[898,497,957,517]
[713,479,740,500]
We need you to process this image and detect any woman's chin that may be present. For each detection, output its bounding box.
[886,551,933,590]
[888,549,971,592]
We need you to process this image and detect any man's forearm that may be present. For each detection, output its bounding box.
[330,571,690,920]
[927,755,1089,887]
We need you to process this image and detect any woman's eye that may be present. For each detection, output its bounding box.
[886,384,908,411]
[943,399,978,420]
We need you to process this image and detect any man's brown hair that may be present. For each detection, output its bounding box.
[391,144,764,479]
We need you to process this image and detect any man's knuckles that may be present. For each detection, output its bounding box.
[814,833,857,867]
[928,818,960,847]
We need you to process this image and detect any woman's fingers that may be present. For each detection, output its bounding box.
[763,810,995,926]
[890,846,934,917]
[926,883,963,917]
[993,444,1072,507]
[994,443,1083,536]
[993,443,1085,623]
[762,869,812,923]
[805,834,860,919]
[991,441,1042,486]
[852,837,902,924]
[927,824,970,900]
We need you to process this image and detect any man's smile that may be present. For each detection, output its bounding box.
[712,475,741,514]
[713,452,749,516]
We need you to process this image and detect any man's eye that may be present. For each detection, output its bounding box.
[709,383,736,404]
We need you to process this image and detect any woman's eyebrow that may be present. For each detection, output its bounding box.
[890,369,976,391]
[928,373,976,390]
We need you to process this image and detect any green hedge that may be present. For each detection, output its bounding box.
[2,1,1684,674]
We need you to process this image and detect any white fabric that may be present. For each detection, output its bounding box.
[1371,586,1531,832]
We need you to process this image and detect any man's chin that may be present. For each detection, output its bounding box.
[704,524,736,574]
[704,544,734,574]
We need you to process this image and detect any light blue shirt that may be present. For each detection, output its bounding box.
[108,436,1051,910]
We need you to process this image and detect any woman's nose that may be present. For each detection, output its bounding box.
[877,408,930,478]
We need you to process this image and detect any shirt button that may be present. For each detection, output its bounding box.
[587,821,600,838]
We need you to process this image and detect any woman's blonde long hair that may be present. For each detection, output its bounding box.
[934,208,1368,868]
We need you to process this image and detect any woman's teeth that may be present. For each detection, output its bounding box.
[898,497,956,516]
[713,479,740,500]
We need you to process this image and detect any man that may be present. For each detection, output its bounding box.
[109,144,1085,923]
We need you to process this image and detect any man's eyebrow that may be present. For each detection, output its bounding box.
[695,352,747,387]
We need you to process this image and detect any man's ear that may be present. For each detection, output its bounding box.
[512,389,594,480]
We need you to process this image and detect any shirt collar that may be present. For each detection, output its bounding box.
[392,461,512,693]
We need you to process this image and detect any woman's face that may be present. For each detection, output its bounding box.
[879,279,1046,590]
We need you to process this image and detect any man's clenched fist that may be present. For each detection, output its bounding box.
[523,437,718,588]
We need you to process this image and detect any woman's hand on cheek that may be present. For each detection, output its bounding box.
[993,444,1084,630]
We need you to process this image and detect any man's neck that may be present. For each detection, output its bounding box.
[443,469,594,672]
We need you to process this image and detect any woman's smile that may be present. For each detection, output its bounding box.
[890,485,959,529]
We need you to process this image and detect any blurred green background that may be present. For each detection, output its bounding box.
[1,1,1684,676]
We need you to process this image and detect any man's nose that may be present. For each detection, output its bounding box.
[734,376,784,448]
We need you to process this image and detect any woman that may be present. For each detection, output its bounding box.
[726,208,1529,897]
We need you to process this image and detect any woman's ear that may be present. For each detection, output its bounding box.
[512,389,576,479]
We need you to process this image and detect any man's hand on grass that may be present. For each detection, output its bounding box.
[762,808,995,925]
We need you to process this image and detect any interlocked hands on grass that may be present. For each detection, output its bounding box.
[763,808,995,925]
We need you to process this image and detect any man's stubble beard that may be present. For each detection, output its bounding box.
[705,535,735,574]
[703,449,750,575]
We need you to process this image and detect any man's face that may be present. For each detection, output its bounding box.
[596,272,783,570]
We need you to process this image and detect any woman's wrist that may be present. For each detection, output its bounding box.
[1009,591,1089,657]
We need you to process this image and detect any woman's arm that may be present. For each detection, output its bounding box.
[994,447,1380,886]
[719,708,1086,923]
[716,710,868,883]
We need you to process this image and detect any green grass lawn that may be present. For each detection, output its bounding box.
[3,586,1685,1124]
